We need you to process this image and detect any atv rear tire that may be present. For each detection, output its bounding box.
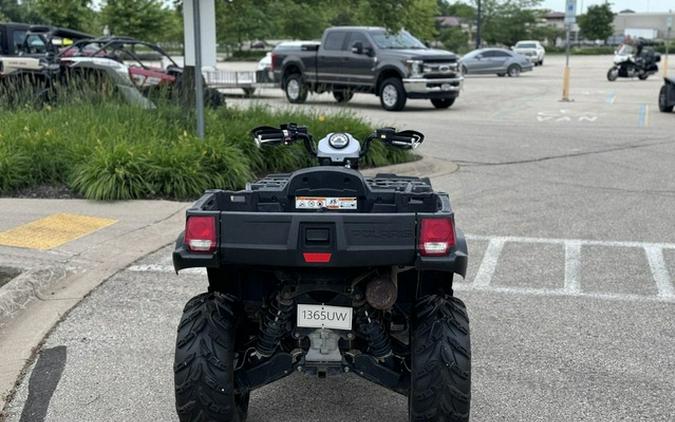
[174,292,249,422]
[409,295,471,422]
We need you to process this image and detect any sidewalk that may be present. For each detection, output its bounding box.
[0,199,189,409]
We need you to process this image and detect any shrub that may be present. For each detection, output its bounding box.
[0,100,413,200]
[71,143,153,200]
[0,143,32,192]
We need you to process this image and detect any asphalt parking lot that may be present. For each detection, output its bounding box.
[3,55,675,421]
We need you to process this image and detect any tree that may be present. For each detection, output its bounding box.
[578,4,614,43]
[438,0,475,20]
[471,0,543,46]
[438,26,469,52]
[31,0,95,32]
[101,0,173,40]
[0,0,20,21]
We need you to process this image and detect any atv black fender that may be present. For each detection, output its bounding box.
[415,228,468,278]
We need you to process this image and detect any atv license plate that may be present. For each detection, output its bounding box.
[295,196,357,210]
[296,304,353,330]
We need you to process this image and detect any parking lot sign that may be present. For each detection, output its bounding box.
[565,0,577,25]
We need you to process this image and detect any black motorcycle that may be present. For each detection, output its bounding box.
[607,45,660,81]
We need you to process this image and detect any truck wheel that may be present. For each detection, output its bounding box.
[659,85,674,112]
[539,59,544,66]
[430,98,455,109]
[409,295,471,422]
[607,67,619,81]
[333,90,353,103]
[284,74,307,103]
[242,87,256,97]
[507,64,521,77]
[174,292,249,422]
[379,77,407,111]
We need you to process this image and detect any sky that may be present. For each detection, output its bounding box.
[540,0,673,14]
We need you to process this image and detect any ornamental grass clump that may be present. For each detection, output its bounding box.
[0,98,413,200]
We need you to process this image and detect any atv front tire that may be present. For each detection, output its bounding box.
[174,292,249,422]
[409,295,471,422]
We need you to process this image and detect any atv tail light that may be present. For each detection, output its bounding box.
[418,218,455,256]
[184,216,216,253]
[303,252,332,263]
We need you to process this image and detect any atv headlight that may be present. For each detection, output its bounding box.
[406,60,424,78]
[328,133,350,149]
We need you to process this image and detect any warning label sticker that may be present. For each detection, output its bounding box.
[295,196,357,210]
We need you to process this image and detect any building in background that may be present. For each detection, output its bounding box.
[613,12,674,41]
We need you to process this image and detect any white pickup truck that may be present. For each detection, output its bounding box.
[512,40,545,66]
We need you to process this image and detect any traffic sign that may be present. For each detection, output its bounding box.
[565,0,577,25]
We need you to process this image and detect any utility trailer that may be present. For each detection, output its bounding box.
[202,68,276,96]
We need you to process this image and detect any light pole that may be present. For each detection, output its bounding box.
[562,0,576,102]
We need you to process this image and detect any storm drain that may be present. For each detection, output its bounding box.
[0,266,21,288]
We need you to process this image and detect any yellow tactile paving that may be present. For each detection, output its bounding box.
[0,213,117,250]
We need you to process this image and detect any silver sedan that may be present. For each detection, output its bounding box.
[460,48,534,77]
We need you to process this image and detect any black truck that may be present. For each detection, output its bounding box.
[272,26,464,111]
[172,124,471,422]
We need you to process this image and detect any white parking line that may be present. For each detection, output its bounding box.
[465,234,675,250]
[644,246,674,299]
[453,283,675,303]
[472,239,505,287]
[466,234,675,303]
[564,241,581,293]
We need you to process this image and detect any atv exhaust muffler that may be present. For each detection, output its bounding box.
[365,271,397,310]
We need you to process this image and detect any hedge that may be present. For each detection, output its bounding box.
[0,103,412,200]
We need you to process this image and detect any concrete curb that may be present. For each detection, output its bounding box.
[0,267,70,324]
[0,203,189,411]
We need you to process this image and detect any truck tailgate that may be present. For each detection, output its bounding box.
[219,212,416,267]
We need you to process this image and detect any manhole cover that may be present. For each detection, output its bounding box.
[0,266,21,288]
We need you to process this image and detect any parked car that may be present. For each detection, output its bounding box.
[512,40,545,66]
[460,48,533,77]
[659,77,675,113]
[272,27,463,111]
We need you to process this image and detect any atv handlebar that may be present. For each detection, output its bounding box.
[252,123,316,154]
[250,124,423,158]
[360,128,424,157]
